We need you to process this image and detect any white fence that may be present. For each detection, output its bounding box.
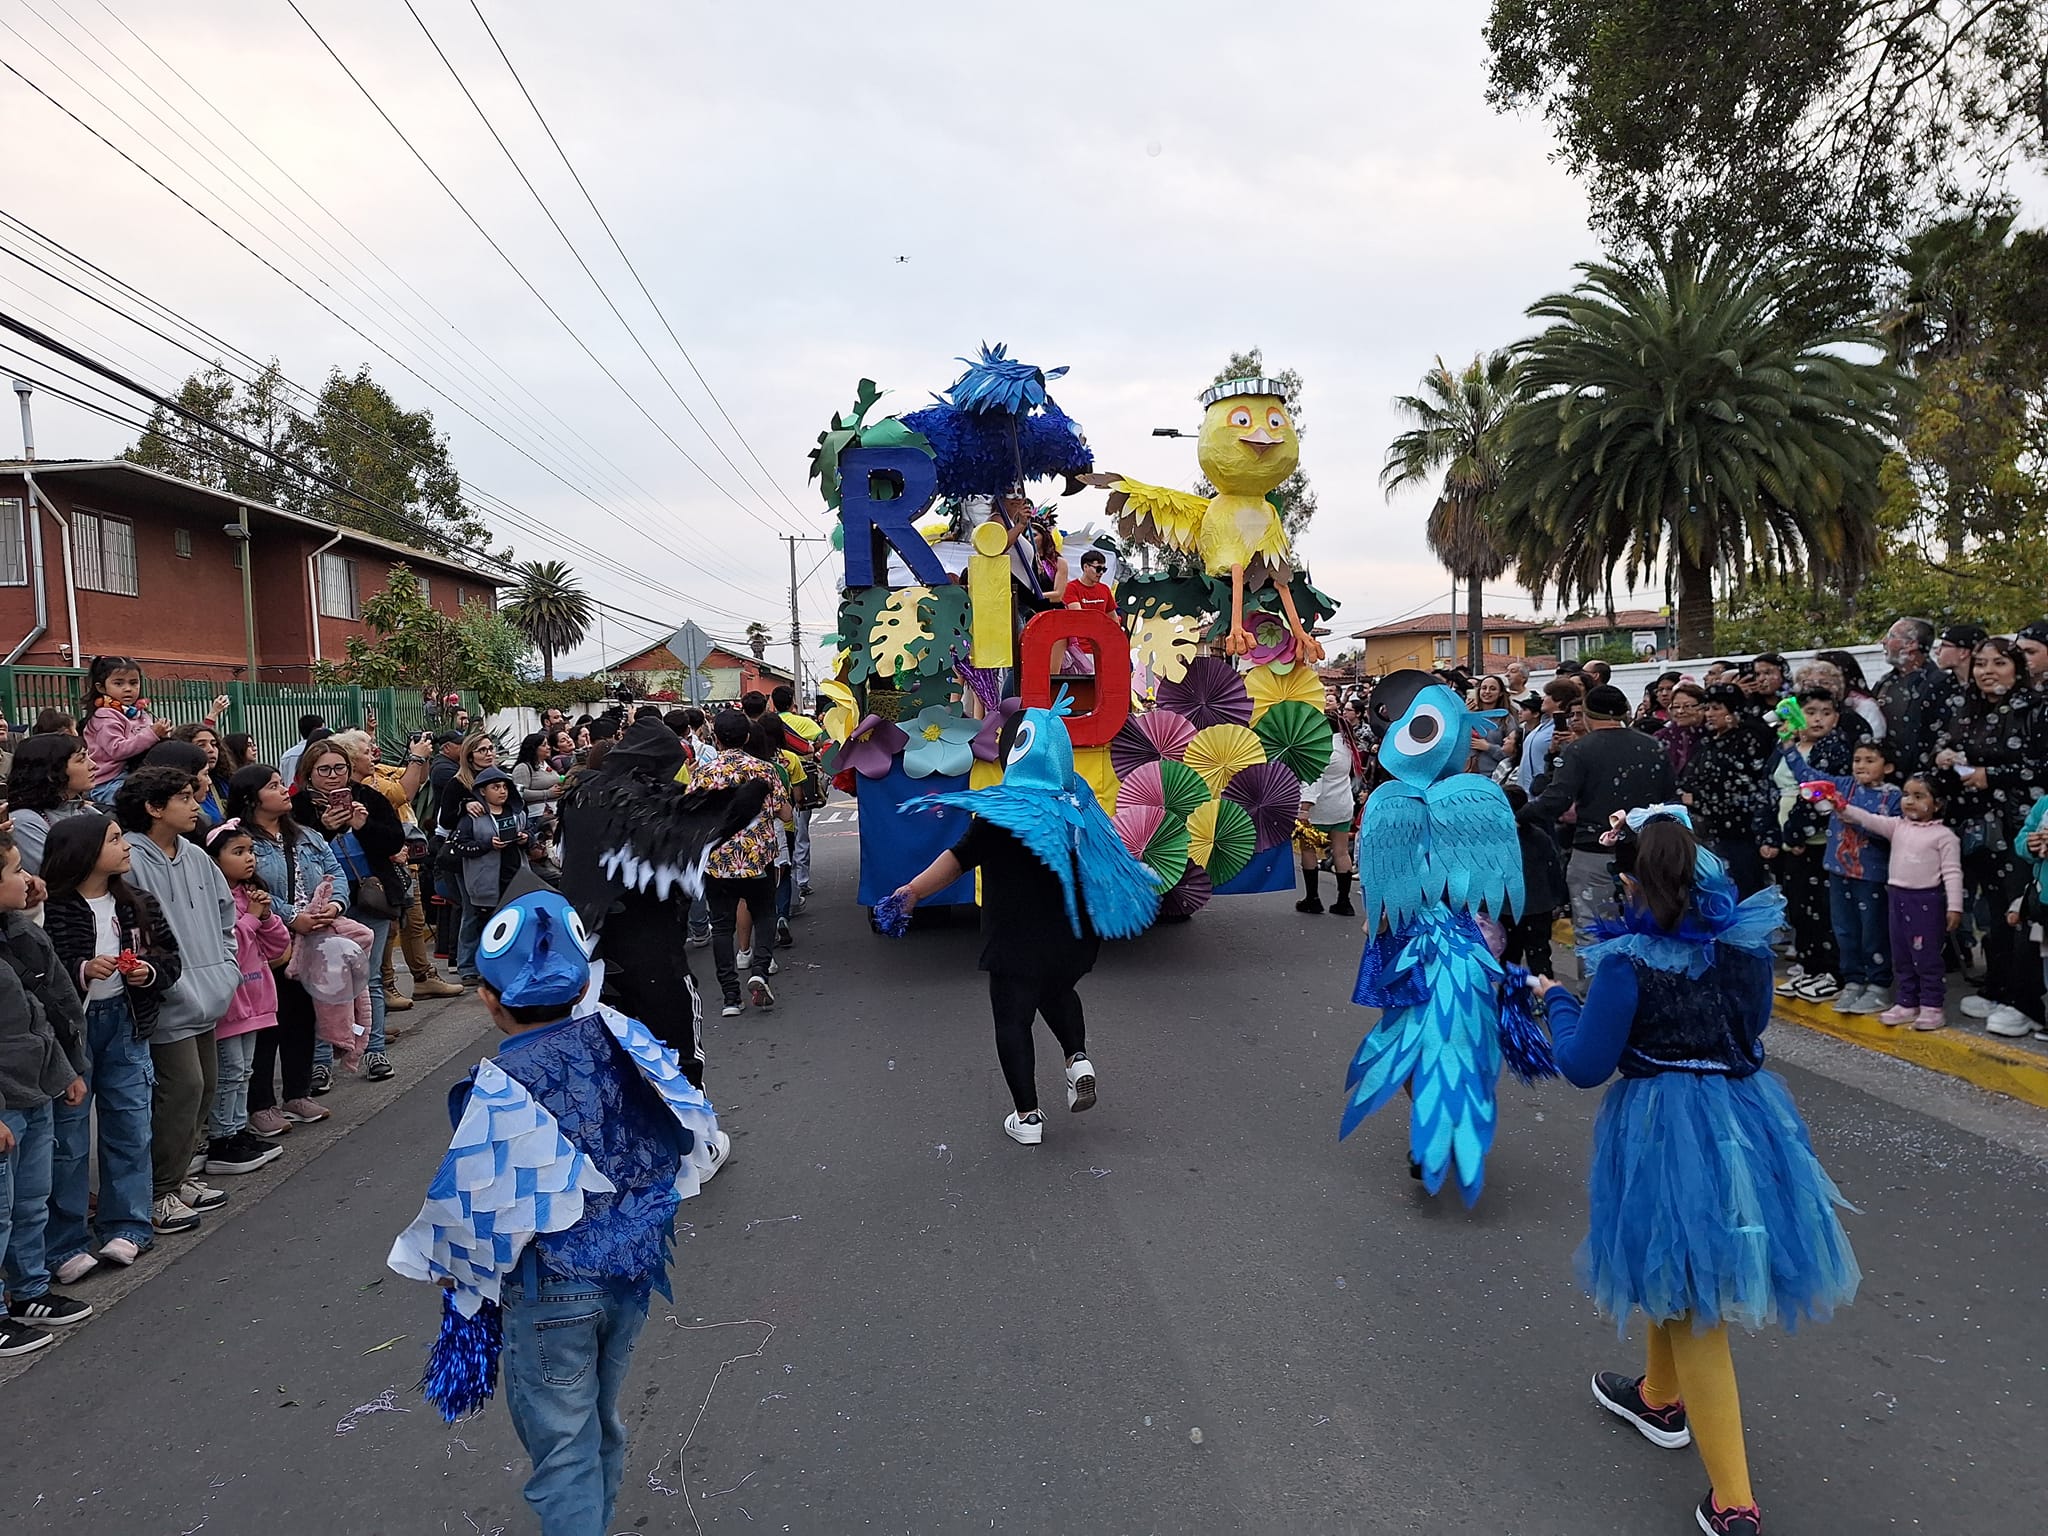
[1530,643,1889,701]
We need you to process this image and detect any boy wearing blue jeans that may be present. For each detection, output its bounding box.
[0,830,92,1353]
[1784,736,1902,1013]
[389,873,722,1536]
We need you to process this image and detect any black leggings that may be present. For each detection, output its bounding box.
[1965,847,2043,1023]
[249,977,316,1111]
[598,904,706,1088]
[988,969,1088,1115]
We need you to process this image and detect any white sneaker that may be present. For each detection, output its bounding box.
[186,1151,207,1177]
[1848,987,1890,1015]
[97,1237,142,1266]
[53,1252,99,1286]
[735,947,752,971]
[1065,1056,1097,1113]
[1984,1004,2035,1037]
[1793,972,1840,1001]
[1773,966,1807,997]
[1829,984,1864,1014]
[179,1179,229,1212]
[698,1129,732,1183]
[720,1001,743,1018]
[1003,1110,1044,1146]
[1958,994,1997,1019]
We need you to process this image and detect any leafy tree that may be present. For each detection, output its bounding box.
[1710,577,1870,655]
[321,565,522,713]
[123,360,294,502]
[1492,250,1903,657]
[1381,353,1526,675]
[504,560,594,682]
[1484,1,2048,312]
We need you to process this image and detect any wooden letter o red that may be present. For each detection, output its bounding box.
[1019,609,1130,747]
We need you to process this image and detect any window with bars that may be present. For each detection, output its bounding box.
[318,551,360,620]
[174,528,192,558]
[0,499,26,586]
[73,509,139,596]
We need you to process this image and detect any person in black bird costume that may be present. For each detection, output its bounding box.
[558,718,767,1101]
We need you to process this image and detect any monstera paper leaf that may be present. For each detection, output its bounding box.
[1129,614,1203,693]
[809,378,933,510]
[867,588,930,681]
[922,585,974,677]
[836,588,890,685]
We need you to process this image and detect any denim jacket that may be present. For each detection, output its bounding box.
[250,826,350,926]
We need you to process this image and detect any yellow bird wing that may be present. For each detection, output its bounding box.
[1099,476,1210,558]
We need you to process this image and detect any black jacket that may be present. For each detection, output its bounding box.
[1679,717,1779,842]
[44,884,184,1040]
[1518,725,1677,852]
[292,784,407,910]
[0,911,85,1111]
[1936,686,2047,843]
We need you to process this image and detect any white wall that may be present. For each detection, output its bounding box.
[1529,643,1889,700]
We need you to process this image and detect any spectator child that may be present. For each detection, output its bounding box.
[450,768,530,917]
[1762,691,1850,1003]
[7,733,95,876]
[1783,735,1903,1013]
[80,655,170,806]
[41,813,183,1261]
[200,823,288,1173]
[284,872,375,1074]
[1839,778,1963,1030]
[0,828,91,1351]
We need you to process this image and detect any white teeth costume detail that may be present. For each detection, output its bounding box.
[597,843,714,902]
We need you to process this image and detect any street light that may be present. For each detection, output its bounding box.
[1151,427,1198,438]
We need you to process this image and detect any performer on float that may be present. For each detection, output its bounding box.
[1340,670,1537,1203]
[557,717,767,1104]
[1529,808,1860,1536]
[387,873,724,1536]
[883,704,1159,1145]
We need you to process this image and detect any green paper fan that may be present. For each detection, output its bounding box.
[1155,758,1211,820]
[1140,815,1191,890]
[1187,798,1257,885]
[1254,700,1335,783]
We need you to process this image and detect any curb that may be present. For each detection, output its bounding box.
[1773,993,2048,1111]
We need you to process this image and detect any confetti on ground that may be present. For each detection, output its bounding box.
[335,1388,412,1435]
[649,1316,778,1536]
[362,1334,407,1355]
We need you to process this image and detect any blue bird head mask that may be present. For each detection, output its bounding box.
[476,870,594,1008]
[998,704,1077,796]
[1368,669,1496,787]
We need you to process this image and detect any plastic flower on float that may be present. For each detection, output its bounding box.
[839,714,910,779]
[901,704,979,780]
[970,697,1024,762]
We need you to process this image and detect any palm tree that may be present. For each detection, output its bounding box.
[1492,251,1901,658]
[1382,353,1524,675]
[504,559,594,682]
[744,621,773,661]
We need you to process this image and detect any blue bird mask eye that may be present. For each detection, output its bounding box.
[1381,684,1470,784]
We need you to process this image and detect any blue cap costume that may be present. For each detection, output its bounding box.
[387,877,721,1420]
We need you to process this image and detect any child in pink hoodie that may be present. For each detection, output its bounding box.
[82,656,169,806]
[1838,775,1965,1030]
[204,822,292,1156]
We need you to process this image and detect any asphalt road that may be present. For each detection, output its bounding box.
[4,813,2044,1535]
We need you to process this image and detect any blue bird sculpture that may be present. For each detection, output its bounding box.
[1340,671,1525,1205]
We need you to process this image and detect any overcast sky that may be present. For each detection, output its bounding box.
[5,1,2038,679]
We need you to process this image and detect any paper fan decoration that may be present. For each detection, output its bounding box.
[1159,863,1212,919]
[1224,761,1303,850]
[1113,801,1163,859]
[1253,700,1335,784]
[1113,802,1190,889]
[1121,759,1211,820]
[1187,797,1257,885]
[1245,660,1327,723]
[1157,656,1253,730]
[1184,723,1264,796]
[1109,708,1199,778]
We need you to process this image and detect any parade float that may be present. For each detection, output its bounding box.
[810,344,1340,925]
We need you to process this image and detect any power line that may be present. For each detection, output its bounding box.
[464,0,813,527]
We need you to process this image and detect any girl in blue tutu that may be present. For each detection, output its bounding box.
[1531,807,1859,1536]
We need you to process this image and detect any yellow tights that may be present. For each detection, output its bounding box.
[1640,1317,1754,1511]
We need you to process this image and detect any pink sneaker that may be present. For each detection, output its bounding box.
[281,1098,331,1124]
[1913,1007,1947,1030]
[1877,1005,1917,1027]
[247,1108,291,1138]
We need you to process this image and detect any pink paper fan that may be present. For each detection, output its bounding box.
[1109,708,1199,777]
[1112,802,1165,860]
[1224,760,1304,850]
[1156,656,1253,730]
[1159,863,1212,919]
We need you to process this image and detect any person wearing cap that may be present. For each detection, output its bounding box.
[447,767,530,919]
[2013,620,2048,688]
[1679,684,1779,900]
[386,875,726,1536]
[1875,618,1948,778]
[1518,683,1677,978]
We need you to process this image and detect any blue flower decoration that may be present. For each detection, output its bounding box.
[901,705,979,780]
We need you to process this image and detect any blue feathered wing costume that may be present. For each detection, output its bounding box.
[1340,672,1544,1205]
[896,704,1160,940]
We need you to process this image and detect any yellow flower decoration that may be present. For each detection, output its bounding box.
[817,679,859,745]
[1245,660,1326,723]
[1183,723,1264,795]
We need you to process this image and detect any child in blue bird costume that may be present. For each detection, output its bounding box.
[1531,807,1858,1536]
[1341,670,1538,1205]
[387,869,721,1536]
[888,704,1158,1146]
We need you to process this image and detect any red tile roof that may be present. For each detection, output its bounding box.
[1351,611,1546,640]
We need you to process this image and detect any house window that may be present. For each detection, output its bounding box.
[0,499,26,586]
[174,527,192,558]
[73,509,139,596]
[1488,635,1510,655]
[1433,637,1453,661]
[1631,631,1658,654]
[317,551,360,620]
[1559,634,1581,661]
[416,574,431,606]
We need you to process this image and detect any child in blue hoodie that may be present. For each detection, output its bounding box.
[1782,734,1902,1015]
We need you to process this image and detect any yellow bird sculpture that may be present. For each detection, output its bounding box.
[1087,378,1323,661]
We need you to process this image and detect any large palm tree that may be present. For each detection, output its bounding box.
[1382,352,1524,675]
[1492,251,1901,658]
[504,559,594,682]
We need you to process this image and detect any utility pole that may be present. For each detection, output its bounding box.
[782,534,829,703]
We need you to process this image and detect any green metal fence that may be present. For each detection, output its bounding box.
[0,668,480,768]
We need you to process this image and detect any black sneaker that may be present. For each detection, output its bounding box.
[1296,895,1324,914]
[363,1050,395,1082]
[0,1318,53,1357]
[775,919,794,948]
[309,1062,334,1096]
[1696,1492,1762,1535]
[1593,1371,1691,1448]
[8,1291,92,1328]
[206,1134,283,1175]
[1329,897,1357,917]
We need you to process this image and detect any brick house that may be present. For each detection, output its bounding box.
[1348,612,1547,676]
[1535,607,1676,664]
[0,459,507,682]
[600,638,794,704]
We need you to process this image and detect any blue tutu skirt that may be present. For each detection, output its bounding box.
[1577,1069,1860,1335]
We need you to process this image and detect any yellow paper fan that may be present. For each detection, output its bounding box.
[1183,723,1264,796]
[1245,660,1327,723]
[1186,799,1220,867]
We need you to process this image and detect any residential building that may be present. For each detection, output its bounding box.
[1348,612,1546,677]
[1535,608,1676,664]
[0,459,507,682]
[599,637,794,704]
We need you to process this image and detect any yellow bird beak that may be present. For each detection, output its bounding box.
[1238,429,1281,453]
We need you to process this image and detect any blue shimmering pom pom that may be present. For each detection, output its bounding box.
[873,892,913,938]
[1352,926,1428,1010]
[1497,964,1560,1086]
[421,1293,502,1423]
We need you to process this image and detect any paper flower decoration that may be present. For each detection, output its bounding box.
[817,679,860,746]
[1253,700,1336,784]
[1119,759,1211,820]
[1223,761,1302,850]
[1244,660,1327,724]
[839,714,910,779]
[1109,708,1198,778]
[970,697,1022,763]
[1112,802,1192,891]
[1242,612,1297,667]
[1158,656,1254,730]
[901,705,979,780]
[1184,723,1265,796]
[1187,798,1257,885]
[1159,863,1213,919]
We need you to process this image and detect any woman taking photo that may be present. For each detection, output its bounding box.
[292,737,407,1081]
[512,731,566,820]
[1531,811,1859,1536]
[226,763,346,1131]
[9,732,96,875]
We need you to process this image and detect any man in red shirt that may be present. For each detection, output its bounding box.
[1058,549,1116,675]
